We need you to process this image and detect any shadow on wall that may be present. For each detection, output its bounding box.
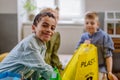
[0,14,18,53]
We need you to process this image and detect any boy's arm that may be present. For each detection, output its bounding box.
[106,56,112,73]
[21,43,53,80]
[76,34,85,49]
[104,35,118,80]
[103,35,113,72]
[106,56,118,80]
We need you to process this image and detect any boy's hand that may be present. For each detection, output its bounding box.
[84,39,91,44]
[108,72,118,80]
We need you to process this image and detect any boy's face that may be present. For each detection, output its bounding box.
[85,18,99,34]
[32,16,57,42]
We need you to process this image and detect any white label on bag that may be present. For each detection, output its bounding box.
[51,72,57,78]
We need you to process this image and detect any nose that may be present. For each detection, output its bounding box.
[46,27,52,32]
[87,23,91,26]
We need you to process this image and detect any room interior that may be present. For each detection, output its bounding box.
[0,0,120,78]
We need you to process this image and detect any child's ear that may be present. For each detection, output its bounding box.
[32,25,36,33]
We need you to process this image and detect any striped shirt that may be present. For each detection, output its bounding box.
[0,33,53,80]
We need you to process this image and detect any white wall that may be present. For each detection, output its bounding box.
[0,0,17,13]
[56,24,84,54]
[85,0,120,12]
[21,23,84,54]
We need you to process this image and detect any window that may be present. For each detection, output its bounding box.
[36,0,85,20]
[36,0,55,9]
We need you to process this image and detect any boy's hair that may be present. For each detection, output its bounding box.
[85,11,99,21]
[40,7,59,20]
[33,12,56,26]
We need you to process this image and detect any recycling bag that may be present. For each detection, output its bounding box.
[62,43,98,80]
[50,67,61,80]
[75,44,98,80]
[38,67,61,80]
[0,72,21,80]
[62,44,84,80]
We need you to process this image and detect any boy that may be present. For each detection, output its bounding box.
[40,8,63,73]
[0,10,57,80]
[76,11,118,80]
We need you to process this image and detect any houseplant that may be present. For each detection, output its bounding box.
[23,0,37,21]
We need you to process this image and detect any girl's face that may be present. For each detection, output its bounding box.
[85,19,99,35]
[32,16,57,42]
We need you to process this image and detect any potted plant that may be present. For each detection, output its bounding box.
[23,0,37,21]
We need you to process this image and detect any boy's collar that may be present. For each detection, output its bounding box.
[88,28,101,36]
[33,33,46,45]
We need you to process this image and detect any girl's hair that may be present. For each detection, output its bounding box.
[33,12,56,26]
[85,11,99,21]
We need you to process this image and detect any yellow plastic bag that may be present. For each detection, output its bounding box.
[75,43,98,80]
[62,43,98,80]
[62,45,82,80]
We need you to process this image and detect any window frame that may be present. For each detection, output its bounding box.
[36,0,85,21]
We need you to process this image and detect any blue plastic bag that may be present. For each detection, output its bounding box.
[0,72,21,80]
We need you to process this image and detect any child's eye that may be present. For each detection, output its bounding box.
[42,22,49,27]
[86,22,89,25]
[51,26,55,31]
